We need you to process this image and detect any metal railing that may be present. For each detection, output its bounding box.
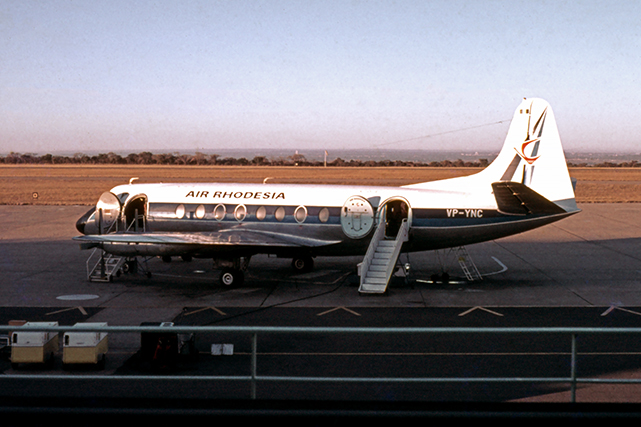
[3,324,641,403]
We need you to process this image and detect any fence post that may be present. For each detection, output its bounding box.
[251,332,258,399]
[570,333,577,403]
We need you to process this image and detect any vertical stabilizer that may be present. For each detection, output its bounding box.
[482,98,576,210]
[411,98,577,212]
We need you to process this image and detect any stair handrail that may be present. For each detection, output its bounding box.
[126,213,146,232]
[85,247,100,279]
[382,218,409,284]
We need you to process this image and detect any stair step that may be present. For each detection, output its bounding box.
[359,284,386,293]
[374,251,393,259]
[364,277,388,285]
[88,252,125,282]
[368,271,387,278]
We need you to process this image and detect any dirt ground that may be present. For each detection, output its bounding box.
[0,165,639,205]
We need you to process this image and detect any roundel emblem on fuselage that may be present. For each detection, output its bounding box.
[340,196,375,239]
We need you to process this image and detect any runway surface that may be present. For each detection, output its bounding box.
[1,203,641,414]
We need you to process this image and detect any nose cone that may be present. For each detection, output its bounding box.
[76,207,95,234]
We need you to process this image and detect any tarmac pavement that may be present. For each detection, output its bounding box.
[2,203,641,409]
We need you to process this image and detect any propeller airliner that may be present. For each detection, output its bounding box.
[74,98,579,293]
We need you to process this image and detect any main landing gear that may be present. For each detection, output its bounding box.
[291,255,314,273]
[215,255,315,287]
[220,268,244,287]
[214,257,251,287]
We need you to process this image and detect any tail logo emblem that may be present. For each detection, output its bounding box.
[516,139,540,164]
[514,107,547,165]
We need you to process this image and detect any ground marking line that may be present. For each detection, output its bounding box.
[184,307,227,316]
[317,306,361,317]
[458,306,504,317]
[46,306,87,316]
[601,306,641,317]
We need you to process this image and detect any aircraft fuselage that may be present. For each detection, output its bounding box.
[76,181,575,259]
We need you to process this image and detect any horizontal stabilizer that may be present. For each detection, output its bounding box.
[492,182,566,216]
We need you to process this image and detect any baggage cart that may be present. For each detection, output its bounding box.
[11,322,59,369]
[63,322,108,369]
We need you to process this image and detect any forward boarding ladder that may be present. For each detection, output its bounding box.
[84,211,145,282]
[359,219,409,294]
[86,248,125,282]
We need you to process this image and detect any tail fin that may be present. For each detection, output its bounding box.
[478,98,577,211]
[409,98,578,213]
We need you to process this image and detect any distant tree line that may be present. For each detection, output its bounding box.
[0,151,492,167]
[566,160,641,168]
[1,151,639,167]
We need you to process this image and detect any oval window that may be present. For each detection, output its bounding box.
[294,206,307,223]
[213,204,226,221]
[234,205,246,221]
[275,206,286,222]
[256,206,267,221]
[195,204,206,219]
[175,204,185,219]
[318,207,330,223]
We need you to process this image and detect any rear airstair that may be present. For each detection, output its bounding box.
[359,218,409,294]
[455,246,483,282]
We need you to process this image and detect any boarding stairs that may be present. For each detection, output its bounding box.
[455,246,482,282]
[86,248,126,282]
[84,212,145,282]
[359,218,409,294]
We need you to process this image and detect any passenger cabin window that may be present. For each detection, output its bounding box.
[256,206,266,221]
[175,204,185,219]
[275,207,285,221]
[294,206,307,223]
[318,207,330,223]
[234,205,246,221]
[195,204,206,219]
[214,204,226,221]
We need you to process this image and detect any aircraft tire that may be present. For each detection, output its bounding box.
[220,268,244,287]
[292,256,314,273]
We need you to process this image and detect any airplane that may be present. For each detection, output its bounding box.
[74,98,579,293]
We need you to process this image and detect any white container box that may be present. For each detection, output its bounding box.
[11,322,59,368]
[63,322,108,368]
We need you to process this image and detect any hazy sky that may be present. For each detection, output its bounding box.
[1,0,639,155]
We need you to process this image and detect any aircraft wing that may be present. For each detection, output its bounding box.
[73,229,341,248]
